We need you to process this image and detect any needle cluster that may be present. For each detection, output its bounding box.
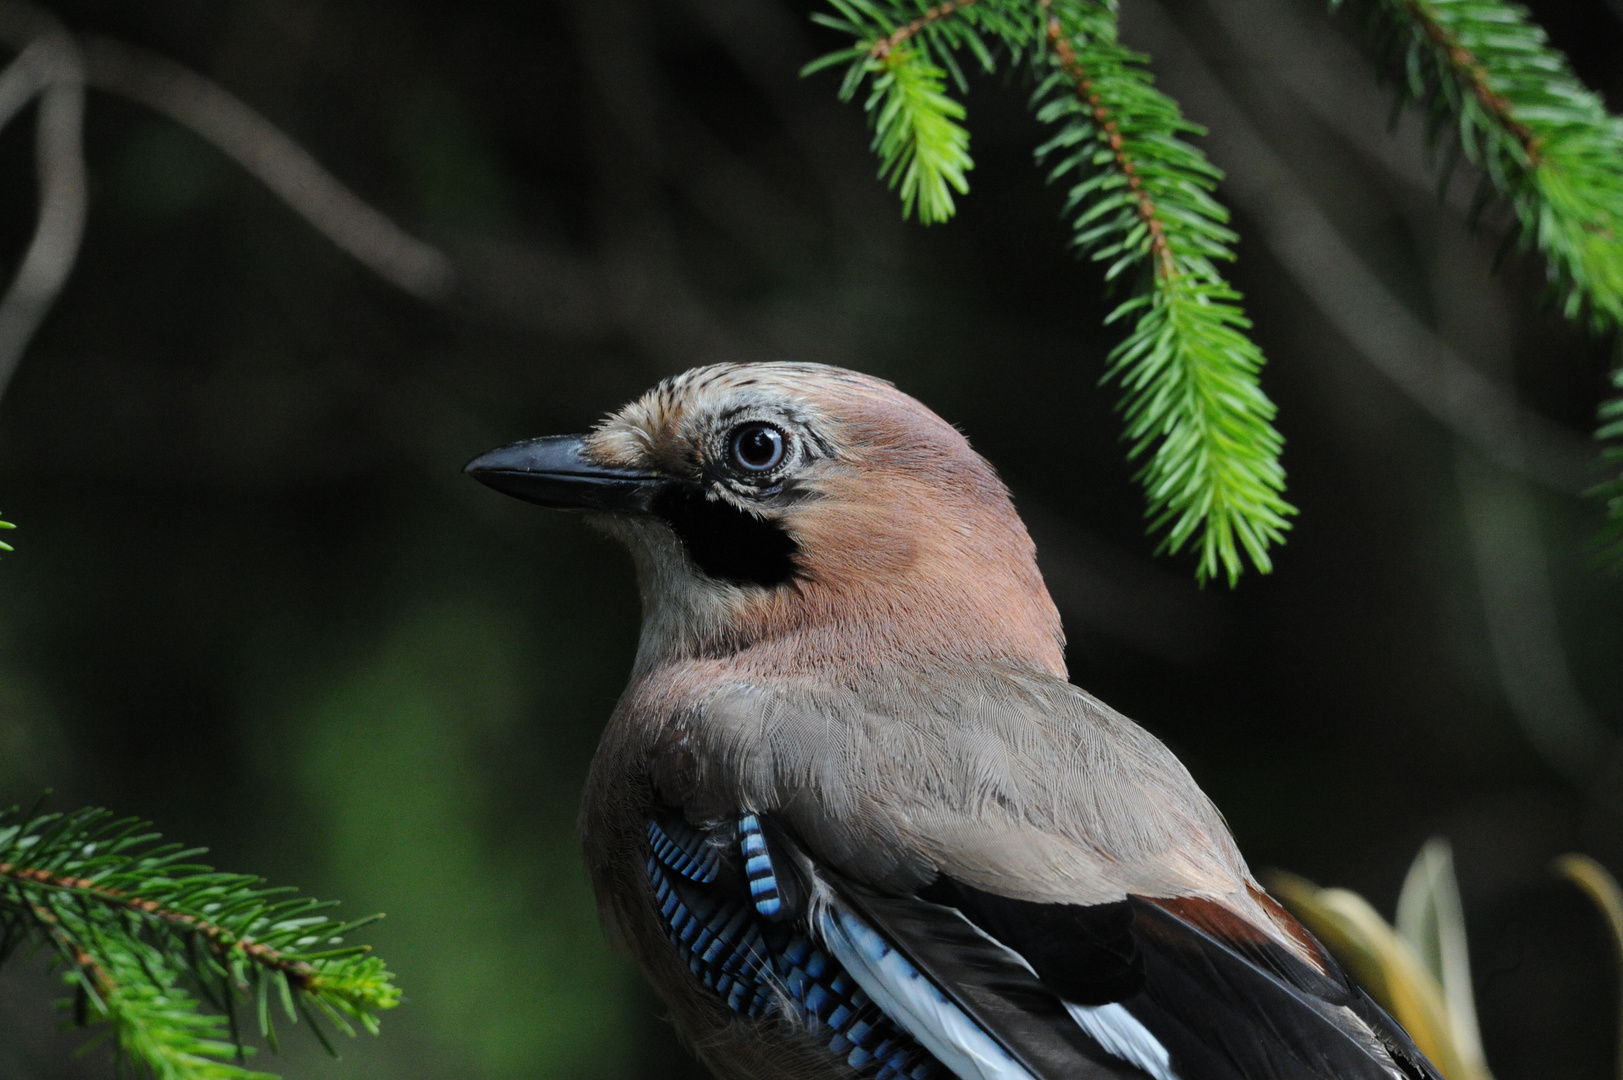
[806,0,1623,579]
[807,0,1294,585]
[0,803,398,1080]
[1338,0,1623,564]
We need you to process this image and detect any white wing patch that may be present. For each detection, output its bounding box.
[939,900,1181,1080]
[1064,1002,1178,1080]
[817,905,1040,1080]
[818,896,1183,1080]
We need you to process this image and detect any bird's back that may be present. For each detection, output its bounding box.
[580,658,1434,1080]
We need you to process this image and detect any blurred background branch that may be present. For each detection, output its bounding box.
[0,0,454,410]
[82,37,454,302]
[0,6,82,402]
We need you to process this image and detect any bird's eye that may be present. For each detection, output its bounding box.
[728,424,786,473]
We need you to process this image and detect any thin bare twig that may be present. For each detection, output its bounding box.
[1194,0,1492,215]
[1429,228,1616,791]
[1455,451,1614,785]
[0,37,49,128]
[82,37,454,302]
[0,24,84,403]
[0,0,457,410]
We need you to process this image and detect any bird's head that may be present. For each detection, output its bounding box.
[466,363,1065,677]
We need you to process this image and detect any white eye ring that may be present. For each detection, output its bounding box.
[728,424,786,473]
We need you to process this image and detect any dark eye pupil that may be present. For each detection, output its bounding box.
[731,425,784,472]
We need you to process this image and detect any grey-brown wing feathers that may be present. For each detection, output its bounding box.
[616,663,1440,1080]
[650,666,1267,921]
[598,650,1434,1080]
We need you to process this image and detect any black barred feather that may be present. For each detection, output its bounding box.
[906,877,1445,1080]
[649,859,778,1016]
[649,816,722,883]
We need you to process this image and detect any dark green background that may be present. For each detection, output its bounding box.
[0,0,1619,1076]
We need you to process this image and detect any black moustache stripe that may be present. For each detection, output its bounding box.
[652,486,800,588]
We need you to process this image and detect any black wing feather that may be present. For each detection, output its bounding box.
[894,876,1447,1080]
[651,808,1445,1080]
[1127,899,1399,1080]
[840,881,1154,1080]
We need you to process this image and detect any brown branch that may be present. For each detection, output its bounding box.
[1042,13,1175,279]
[29,901,116,1012]
[1402,0,1541,164]
[1,861,317,988]
[870,0,978,59]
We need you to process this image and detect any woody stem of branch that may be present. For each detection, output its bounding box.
[1400,0,1541,162]
[870,0,979,58]
[1042,11,1175,278]
[1,861,317,988]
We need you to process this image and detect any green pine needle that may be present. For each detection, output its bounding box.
[0,804,399,1080]
[806,0,1293,583]
[71,933,276,1080]
[867,47,973,225]
[1033,0,1293,584]
[0,512,14,553]
[1342,0,1623,562]
[804,0,1003,225]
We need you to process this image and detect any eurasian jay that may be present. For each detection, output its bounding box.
[465,363,1442,1080]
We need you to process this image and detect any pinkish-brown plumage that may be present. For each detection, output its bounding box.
[584,363,1065,678]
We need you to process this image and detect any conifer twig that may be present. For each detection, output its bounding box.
[870,0,981,59]
[0,804,399,1079]
[1335,0,1623,560]
[1033,0,1293,584]
[806,0,1294,583]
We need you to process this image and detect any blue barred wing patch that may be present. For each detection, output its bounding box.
[738,813,782,917]
[648,856,776,1016]
[648,816,721,882]
[646,810,944,1080]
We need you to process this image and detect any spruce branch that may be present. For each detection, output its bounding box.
[866,45,973,224]
[1342,0,1623,328]
[806,0,1294,583]
[1338,0,1623,558]
[871,0,982,59]
[0,804,399,1079]
[804,1,996,224]
[1034,0,1293,583]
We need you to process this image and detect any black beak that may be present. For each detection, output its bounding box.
[463,434,666,513]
